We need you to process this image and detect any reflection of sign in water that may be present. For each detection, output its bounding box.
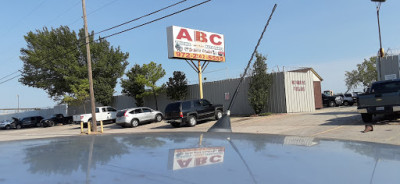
[284,136,318,147]
[169,147,225,170]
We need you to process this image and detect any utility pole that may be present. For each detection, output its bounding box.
[81,0,97,132]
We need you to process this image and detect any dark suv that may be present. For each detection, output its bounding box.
[20,116,44,128]
[164,99,223,127]
[322,94,342,107]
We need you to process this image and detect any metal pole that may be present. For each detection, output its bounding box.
[376,6,384,57]
[17,95,19,113]
[81,0,97,132]
[198,60,203,99]
[373,1,385,57]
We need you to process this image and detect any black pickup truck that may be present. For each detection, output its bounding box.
[40,114,73,127]
[164,99,223,127]
[357,79,400,122]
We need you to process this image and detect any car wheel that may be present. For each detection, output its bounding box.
[215,110,223,120]
[343,101,349,106]
[155,114,163,122]
[49,121,55,127]
[361,113,373,123]
[187,116,197,127]
[5,125,10,130]
[16,124,22,129]
[130,119,139,128]
[171,122,180,128]
[36,122,43,127]
[328,101,336,107]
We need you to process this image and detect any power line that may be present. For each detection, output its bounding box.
[87,0,120,16]
[98,0,211,40]
[47,0,81,25]
[6,0,210,87]
[68,0,121,26]
[5,0,48,35]
[0,74,20,85]
[95,0,187,35]
[0,70,21,81]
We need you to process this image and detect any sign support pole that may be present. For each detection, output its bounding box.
[198,60,203,99]
[186,59,210,99]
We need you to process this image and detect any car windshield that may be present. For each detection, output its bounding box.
[371,81,400,93]
[165,102,181,112]
[116,110,126,117]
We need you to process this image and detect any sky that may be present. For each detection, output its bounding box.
[0,0,399,109]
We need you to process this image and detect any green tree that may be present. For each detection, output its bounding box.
[121,64,146,107]
[19,26,129,105]
[63,79,89,106]
[345,57,377,92]
[248,52,272,114]
[135,62,166,110]
[166,71,188,100]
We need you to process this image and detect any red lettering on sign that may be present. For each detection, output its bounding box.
[210,34,222,45]
[195,157,207,166]
[210,155,222,163]
[195,31,208,43]
[177,158,192,168]
[176,29,192,41]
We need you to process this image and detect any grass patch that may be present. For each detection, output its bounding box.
[259,112,272,116]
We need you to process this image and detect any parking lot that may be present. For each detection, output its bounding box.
[1,106,400,145]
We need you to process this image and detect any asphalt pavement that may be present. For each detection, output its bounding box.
[1,106,400,145]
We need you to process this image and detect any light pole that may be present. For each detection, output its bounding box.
[371,0,385,57]
[17,95,19,113]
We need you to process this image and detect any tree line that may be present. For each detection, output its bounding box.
[20,25,272,114]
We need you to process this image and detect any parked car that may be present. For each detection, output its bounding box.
[0,119,14,130]
[72,106,117,126]
[338,94,354,106]
[322,94,342,107]
[164,99,223,127]
[40,114,73,127]
[116,107,163,128]
[10,117,23,129]
[20,116,44,128]
[351,92,361,103]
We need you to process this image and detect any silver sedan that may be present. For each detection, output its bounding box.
[116,107,163,128]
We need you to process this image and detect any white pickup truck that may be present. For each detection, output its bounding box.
[73,106,118,124]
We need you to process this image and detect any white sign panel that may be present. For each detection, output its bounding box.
[167,26,225,62]
[384,74,397,80]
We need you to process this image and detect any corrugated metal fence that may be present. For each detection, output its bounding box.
[114,71,316,115]
[0,71,317,121]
